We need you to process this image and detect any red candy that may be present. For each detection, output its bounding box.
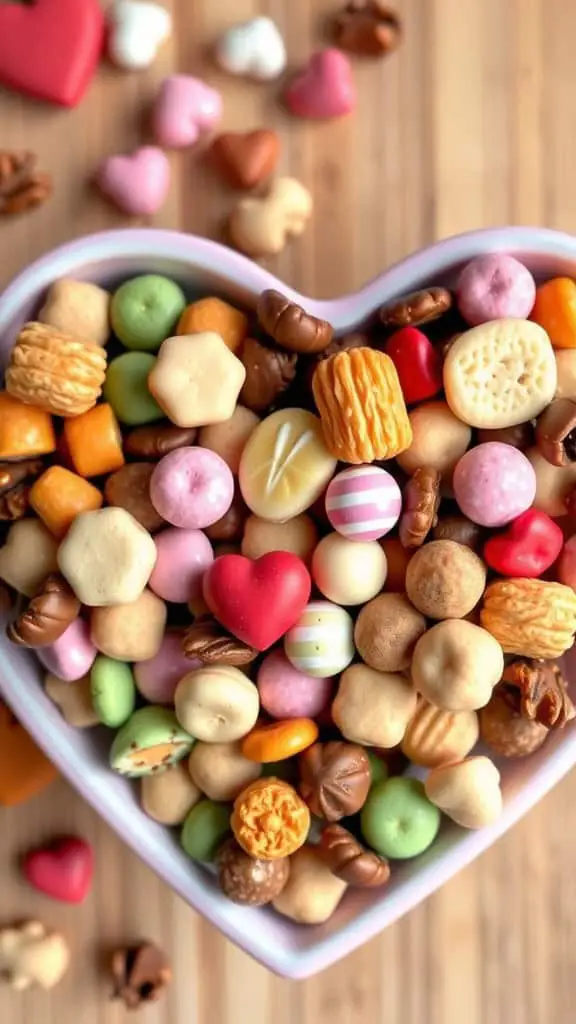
[203,552,311,651]
[384,327,442,404]
[22,836,94,904]
[483,509,564,578]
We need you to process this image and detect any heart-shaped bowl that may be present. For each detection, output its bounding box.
[1,226,576,979]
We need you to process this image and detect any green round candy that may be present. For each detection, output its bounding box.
[91,655,136,728]
[111,275,186,352]
[109,706,194,778]
[367,751,388,786]
[181,800,232,862]
[360,777,441,860]
[104,352,163,426]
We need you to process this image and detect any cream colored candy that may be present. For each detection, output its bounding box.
[312,532,387,606]
[396,401,472,481]
[38,278,111,347]
[44,672,99,728]
[272,844,347,924]
[141,762,201,825]
[90,589,166,662]
[58,507,157,606]
[424,756,503,829]
[555,349,576,400]
[148,332,246,429]
[411,619,504,711]
[0,921,70,991]
[242,513,318,565]
[229,177,312,258]
[526,446,576,517]
[175,666,259,742]
[239,409,337,522]
[443,318,557,428]
[332,664,417,748]
[0,519,58,597]
[188,740,261,801]
[198,405,260,474]
[401,698,479,768]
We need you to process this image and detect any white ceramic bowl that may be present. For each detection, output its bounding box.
[1,226,576,979]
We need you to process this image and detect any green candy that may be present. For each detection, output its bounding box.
[91,655,136,728]
[104,352,163,426]
[360,777,441,860]
[111,275,186,352]
[367,751,388,786]
[109,706,194,778]
[181,800,232,862]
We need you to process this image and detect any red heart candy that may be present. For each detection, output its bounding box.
[284,49,356,120]
[203,553,311,651]
[385,326,443,404]
[0,0,104,107]
[22,836,94,903]
[483,508,564,578]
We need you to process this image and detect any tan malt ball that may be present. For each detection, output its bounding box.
[354,593,426,672]
[396,401,471,481]
[405,540,486,619]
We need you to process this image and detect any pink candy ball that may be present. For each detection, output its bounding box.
[453,442,537,527]
[134,630,199,705]
[150,446,234,530]
[325,465,402,541]
[257,648,334,720]
[456,254,536,326]
[149,528,214,604]
[38,618,97,682]
[558,536,576,590]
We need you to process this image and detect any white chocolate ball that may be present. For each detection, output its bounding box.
[311,532,387,605]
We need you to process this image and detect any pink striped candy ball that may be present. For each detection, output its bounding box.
[325,465,402,542]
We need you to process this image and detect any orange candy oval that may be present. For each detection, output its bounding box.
[531,277,576,349]
[241,718,319,763]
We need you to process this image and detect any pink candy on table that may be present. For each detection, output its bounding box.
[257,649,334,720]
[150,447,234,530]
[37,618,97,682]
[149,527,214,604]
[453,442,537,528]
[325,466,402,541]
[97,146,170,216]
[456,254,537,326]
[134,629,199,705]
[284,49,356,120]
[153,75,222,149]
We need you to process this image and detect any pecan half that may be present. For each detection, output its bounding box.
[399,466,441,547]
[502,659,576,729]
[0,152,52,216]
[182,616,258,666]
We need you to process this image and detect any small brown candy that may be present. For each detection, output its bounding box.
[399,466,441,548]
[111,942,172,1010]
[319,824,390,887]
[536,398,576,467]
[379,287,452,329]
[205,489,248,543]
[477,422,535,450]
[123,424,197,460]
[217,837,290,906]
[0,458,44,521]
[432,514,484,551]
[257,290,333,354]
[239,336,297,412]
[182,615,258,666]
[501,658,575,729]
[104,463,164,533]
[298,741,371,821]
[7,573,80,647]
[479,687,549,758]
[209,130,280,190]
[332,2,401,58]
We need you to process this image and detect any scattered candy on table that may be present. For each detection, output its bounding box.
[153,75,222,150]
[22,836,94,904]
[106,0,172,71]
[284,49,356,120]
[97,146,171,217]
[228,177,313,257]
[214,17,287,81]
[0,921,70,990]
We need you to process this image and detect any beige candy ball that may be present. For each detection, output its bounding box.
[148,332,246,429]
[198,405,260,474]
[44,672,99,728]
[141,761,201,825]
[412,619,504,711]
[555,349,576,400]
[242,513,318,565]
[90,589,166,662]
[175,665,259,742]
[396,401,471,481]
[401,698,479,768]
[0,519,58,597]
[332,664,417,748]
[188,740,261,801]
[312,532,387,606]
[58,507,157,606]
[272,844,347,924]
[405,540,486,619]
[526,446,576,517]
[354,592,427,672]
[39,278,111,347]
[424,756,503,829]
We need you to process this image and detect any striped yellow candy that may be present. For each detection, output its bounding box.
[283,601,354,678]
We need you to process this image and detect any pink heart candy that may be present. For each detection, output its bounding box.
[97,145,170,216]
[153,74,222,149]
[285,48,356,120]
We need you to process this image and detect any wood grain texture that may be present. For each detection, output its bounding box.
[0,1,575,1021]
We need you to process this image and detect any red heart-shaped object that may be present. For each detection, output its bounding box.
[385,326,443,404]
[484,508,564,578]
[22,836,94,903]
[284,49,356,120]
[203,553,312,651]
[0,0,104,107]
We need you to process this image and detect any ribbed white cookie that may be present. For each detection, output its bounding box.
[443,318,557,428]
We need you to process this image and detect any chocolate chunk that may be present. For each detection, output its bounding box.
[319,824,390,886]
[7,573,80,647]
[239,336,297,412]
[123,424,197,460]
[299,741,371,821]
[257,290,333,354]
[379,287,452,329]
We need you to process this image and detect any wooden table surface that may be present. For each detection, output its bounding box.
[1,1,575,1021]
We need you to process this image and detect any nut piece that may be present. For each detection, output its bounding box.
[399,466,441,548]
[6,322,107,417]
[105,463,165,533]
[298,741,371,821]
[239,336,297,412]
[319,824,390,887]
[405,540,487,619]
[379,287,451,328]
[123,423,197,460]
[432,514,484,551]
[424,756,503,829]
[536,397,576,466]
[481,578,576,659]
[257,290,333,354]
[0,458,44,522]
[401,698,479,768]
[501,659,575,729]
[231,778,310,859]
[333,2,401,58]
[354,592,427,673]
[182,616,258,666]
[0,152,52,217]
[217,837,290,906]
[479,687,549,758]
[7,573,81,648]
[111,942,172,1010]
[272,844,347,924]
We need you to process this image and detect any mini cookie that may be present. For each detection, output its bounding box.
[453,443,536,527]
[354,592,427,672]
[198,406,259,474]
[150,447,234,530]
[217,838,290,907]
[480,578,576,659]
[272,844,347,924]
[148,332,246,428]
[181,799,232,862]
[39,279,111,346]
[257,649,334,719]
[284,601,354,678]
[188,741,261,801]
[231,778,310,859]
[401,698,479,768]
[37,618,97,683]
[0,518,58,597]
[90,590,167,662]
[479,688,549,758]
[44,673,100,729]
[0,920,70,991]
[242,513,318,565]
[141,762,201,825]
[91,656,136,728]
[424,756,503,829]
[443,318,557,428]
[312,532,387,605]
[405,540,487,619]
[396,400,472,481]
[298,741,371,821]
[110,707,194,777]
[325,465,402,541]
[228,177,312,257]
[177,298,248,353]
[411,619,504,711]
[332,664,417,747]
[175,666,259,742]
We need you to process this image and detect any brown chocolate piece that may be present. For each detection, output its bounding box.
[319,824,390,887]
[111,942,172,1010]
[123,424,197,460]
[332,2,401,58]
[209,130,280,190]
[479,687,549,758]
[299,741,371,821]
[379,287,452,329]
[477,422,535,450]
[217,837,290,905]
[0,152,52,216]
[104,463,165,533]
[535,398,576,467]
[7,573,80,647]
[240,336,297,412]
[182,616,258,666]
[205,488,248,543]
[0,458,44,521]
[399,466,441,548]
[502,659,575,729]
[432,514,484,551]
[257,290,333,355]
